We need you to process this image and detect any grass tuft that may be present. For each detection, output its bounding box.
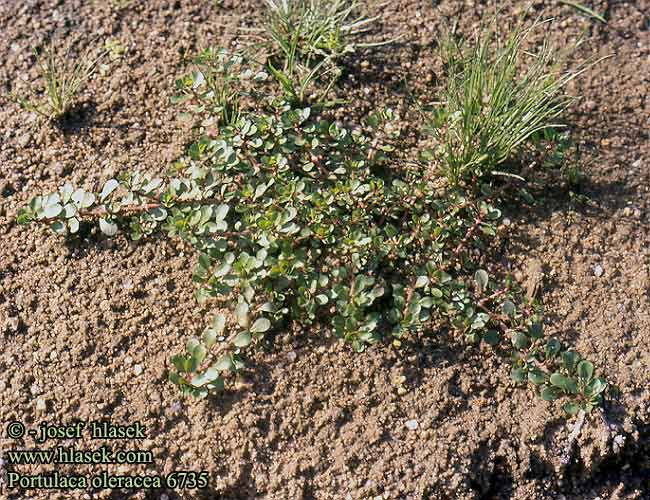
[244,0,392,104]
[14,40,102,123]
[425,19,592,186]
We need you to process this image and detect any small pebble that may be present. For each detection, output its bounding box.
[18,132,31,148]
[36,399,47,412]
[613,434,625,453]
[287,351,297,362]
[133,364,143,376]
[405,419,419,430]
[594,264,604,278]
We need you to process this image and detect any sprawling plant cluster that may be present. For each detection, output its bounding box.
[17,41,605,415]
[14,4,607,420]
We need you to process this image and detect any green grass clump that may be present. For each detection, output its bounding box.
[425,19,586,186]
[15,41,101,123]
[252,0,390,104]
[17,46,606,416]
[262,0,380,60]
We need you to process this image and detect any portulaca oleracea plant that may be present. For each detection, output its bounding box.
[18,7,607,420]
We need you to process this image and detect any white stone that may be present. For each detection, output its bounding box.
[405,419,419,430]
[594,264,604,277]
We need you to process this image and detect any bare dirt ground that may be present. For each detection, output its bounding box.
[0,1,649,499]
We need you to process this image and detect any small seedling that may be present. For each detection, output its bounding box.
[104,39,127,61]
[14,40,102,123]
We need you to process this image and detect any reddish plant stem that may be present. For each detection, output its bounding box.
[454,214,484,256]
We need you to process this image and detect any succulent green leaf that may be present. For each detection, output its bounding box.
[541,385,563,401]
[43,203,63,218]
[212,313,226,334]
[577,360,594,385]
[528,322,544,339]
[415,276,428,288]
[528,368,546,385]
[100,179,119,200]
[51,221,66,235]
[99,218,118,237]
[584,378,607,399]
[513,332,531,350]
[474,269,489,292]
[550,373,578,394]
[190,366,220,387]
[68,217,80,234]
[202,328,218,349]
[502,300,516,316]
[563,402,580,415]
[510,367,527,383]
[235,302,250,328]
[233,331,252,348]
[214,355,234,371]
[562,351,580,373]
[192,344,207,365]
[482,329,500,346]
[545,338,561,359]
[250,317,271,333]
[215,204,230,221]
[171,355,187,373]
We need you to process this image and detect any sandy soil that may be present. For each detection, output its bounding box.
[1,0,649,499]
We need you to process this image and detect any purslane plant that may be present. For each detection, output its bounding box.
[17,50,605,414]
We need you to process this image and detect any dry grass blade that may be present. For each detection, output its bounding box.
[559,1,607,24]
